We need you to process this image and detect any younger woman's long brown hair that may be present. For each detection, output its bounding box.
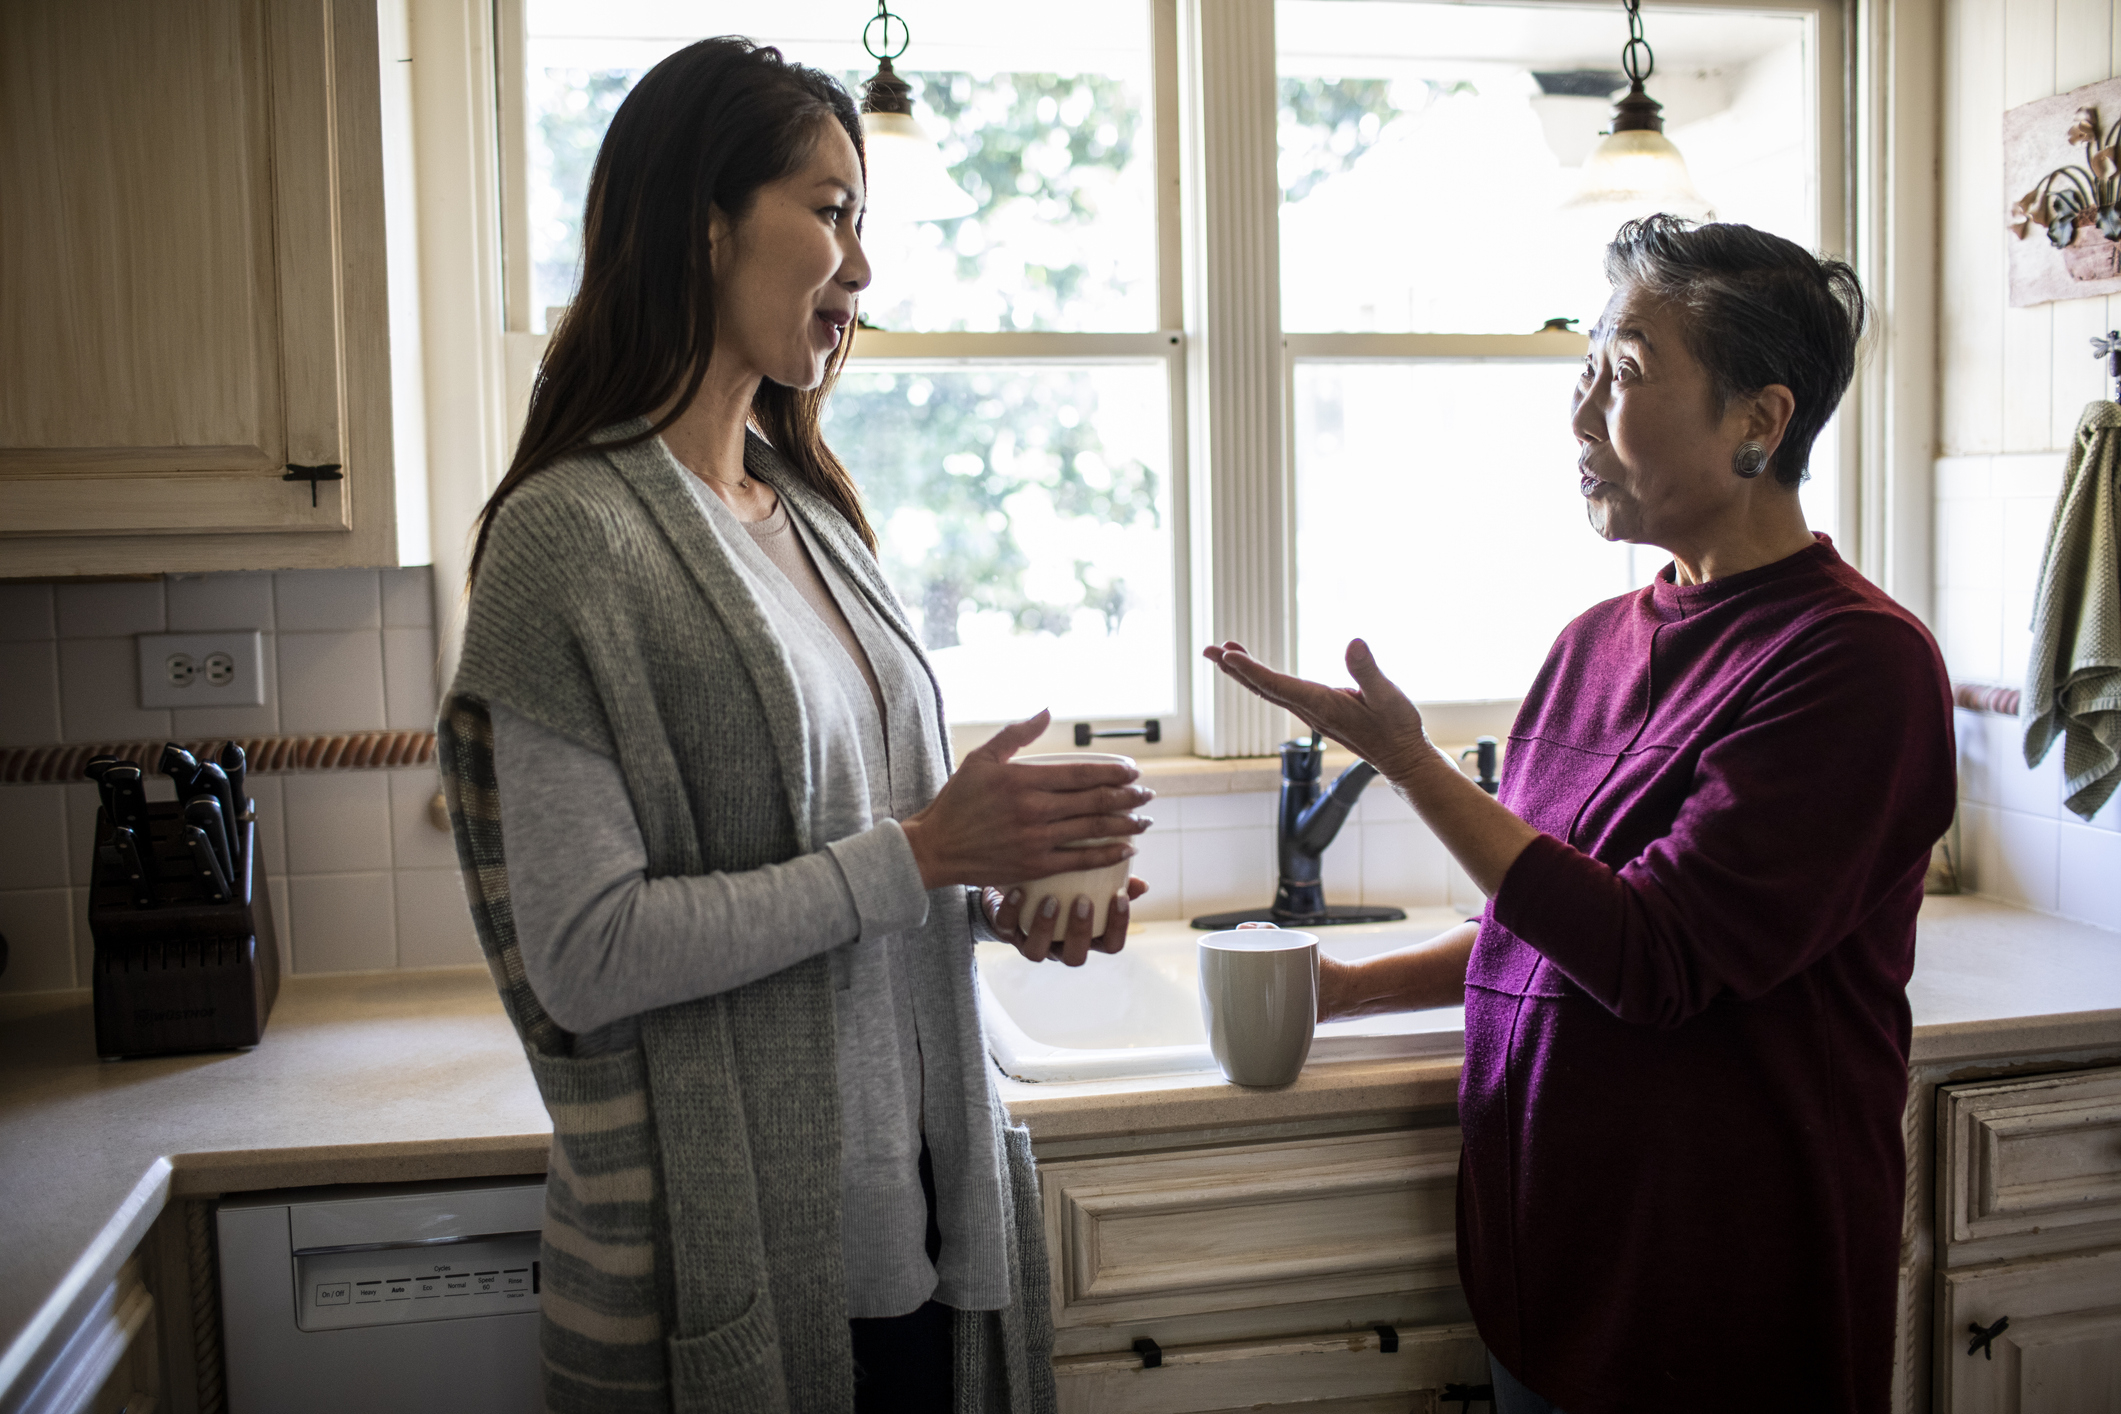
[469,38,875,584]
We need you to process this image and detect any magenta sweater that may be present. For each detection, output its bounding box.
[1459,536,1954,1412]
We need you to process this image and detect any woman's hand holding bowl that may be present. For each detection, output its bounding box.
[984,876,1150,967]
[900,710,1153,966]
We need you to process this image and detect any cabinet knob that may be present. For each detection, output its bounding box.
[1966,1315,2010,1359]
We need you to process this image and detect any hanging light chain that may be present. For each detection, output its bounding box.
[863,0,911,63]
[1620,0,1655,86]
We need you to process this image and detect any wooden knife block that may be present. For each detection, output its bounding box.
[88,802,279,1059]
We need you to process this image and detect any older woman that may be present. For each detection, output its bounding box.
[1207,219,1953,1413]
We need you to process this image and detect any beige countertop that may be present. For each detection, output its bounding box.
[2,895,2114,1401]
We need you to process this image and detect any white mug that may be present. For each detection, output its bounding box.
[1014,752,1138,939]
[1198,925,1319,1087]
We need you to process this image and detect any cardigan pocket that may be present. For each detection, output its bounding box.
[666,1290,788,1414]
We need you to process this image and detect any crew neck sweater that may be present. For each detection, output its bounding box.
[1459,536,1954,1413]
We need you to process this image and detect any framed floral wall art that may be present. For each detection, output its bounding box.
[2005,75,2121,307]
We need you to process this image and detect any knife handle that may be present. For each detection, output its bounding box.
[185,795,232,879]
[183,824,231,902]
[195,763,240,868]
[105,765,151,837]
[217,742,248,816]
[105,825,156,905]
[160,742,201,796]
[85,755,126,822]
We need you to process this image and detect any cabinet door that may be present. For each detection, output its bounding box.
[0,0,398,572]
[1939,1247,2121,1412]
[1053,1323,1488,1414]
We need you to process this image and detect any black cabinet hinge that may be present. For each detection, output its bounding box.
[1131,1336,1161,1369]
[284,463,344,507]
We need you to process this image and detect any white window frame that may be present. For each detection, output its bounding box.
[472,0,1907,763]
[1194,0,1853,756]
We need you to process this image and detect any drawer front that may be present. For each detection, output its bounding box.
[1054,1322,1488,1414]
[1938,1247,2121,1413]
[1040,1128,1462,1328]
[1941,1067,2121,1245]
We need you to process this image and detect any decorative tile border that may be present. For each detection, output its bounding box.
[1953,682,2023,716]
[0,731,435,785]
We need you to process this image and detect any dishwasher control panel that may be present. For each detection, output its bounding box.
[296,1232,540,1331]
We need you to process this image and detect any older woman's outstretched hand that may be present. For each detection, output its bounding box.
[1203,638,1431,780]
[1206,638,1540,896]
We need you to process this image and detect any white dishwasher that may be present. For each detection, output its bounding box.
[217,1177,545,1414]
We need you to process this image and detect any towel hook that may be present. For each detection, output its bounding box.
[2091,330,2121,403]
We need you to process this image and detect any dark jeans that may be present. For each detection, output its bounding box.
[849,1144,954,1413]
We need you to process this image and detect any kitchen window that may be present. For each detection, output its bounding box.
[497,0,1846,756]
[1278,0,1844,706]
[498,0,1186,751]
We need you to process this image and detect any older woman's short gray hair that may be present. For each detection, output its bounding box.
[1604,217,1867,488]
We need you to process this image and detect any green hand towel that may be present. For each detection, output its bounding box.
[2022,400,2121,821]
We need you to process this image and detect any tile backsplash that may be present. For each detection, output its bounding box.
[0,568,480,993]
[1934,453,2121,931]
[9,498,2106,1001]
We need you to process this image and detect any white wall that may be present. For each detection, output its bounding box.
[1934,0,2121,929]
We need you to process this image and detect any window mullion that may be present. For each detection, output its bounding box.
[1180,0,1289,758]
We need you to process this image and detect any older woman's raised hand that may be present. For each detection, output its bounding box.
[1203,638,1431,780]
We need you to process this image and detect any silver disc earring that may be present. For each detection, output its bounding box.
[1733,441,1769,479]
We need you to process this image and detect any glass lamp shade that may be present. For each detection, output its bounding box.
[860,110,978,222]
[1561,128,1715,223]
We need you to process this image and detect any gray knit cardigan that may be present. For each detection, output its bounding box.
[438,427,1056,1414]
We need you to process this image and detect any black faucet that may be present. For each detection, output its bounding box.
[1190,733,1409,930]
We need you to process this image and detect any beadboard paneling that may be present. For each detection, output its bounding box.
[1943,0,2120,458]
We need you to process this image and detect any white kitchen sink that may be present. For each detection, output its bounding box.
[975,909,1472,1083]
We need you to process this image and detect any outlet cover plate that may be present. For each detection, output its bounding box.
[137,631,266,709]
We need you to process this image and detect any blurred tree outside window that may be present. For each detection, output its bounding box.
[528,66,1155,333]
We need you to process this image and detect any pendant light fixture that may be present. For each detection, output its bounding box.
[857,0,978,223]
[1561,0,1714,223]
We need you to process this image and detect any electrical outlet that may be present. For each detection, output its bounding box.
[137,632,266,709]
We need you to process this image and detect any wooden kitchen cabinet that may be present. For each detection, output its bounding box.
[1933,1066,2121,1411]
[1053,1324,1489,1414]
[1036,1117,1486,1413]
[0,0,418,575]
